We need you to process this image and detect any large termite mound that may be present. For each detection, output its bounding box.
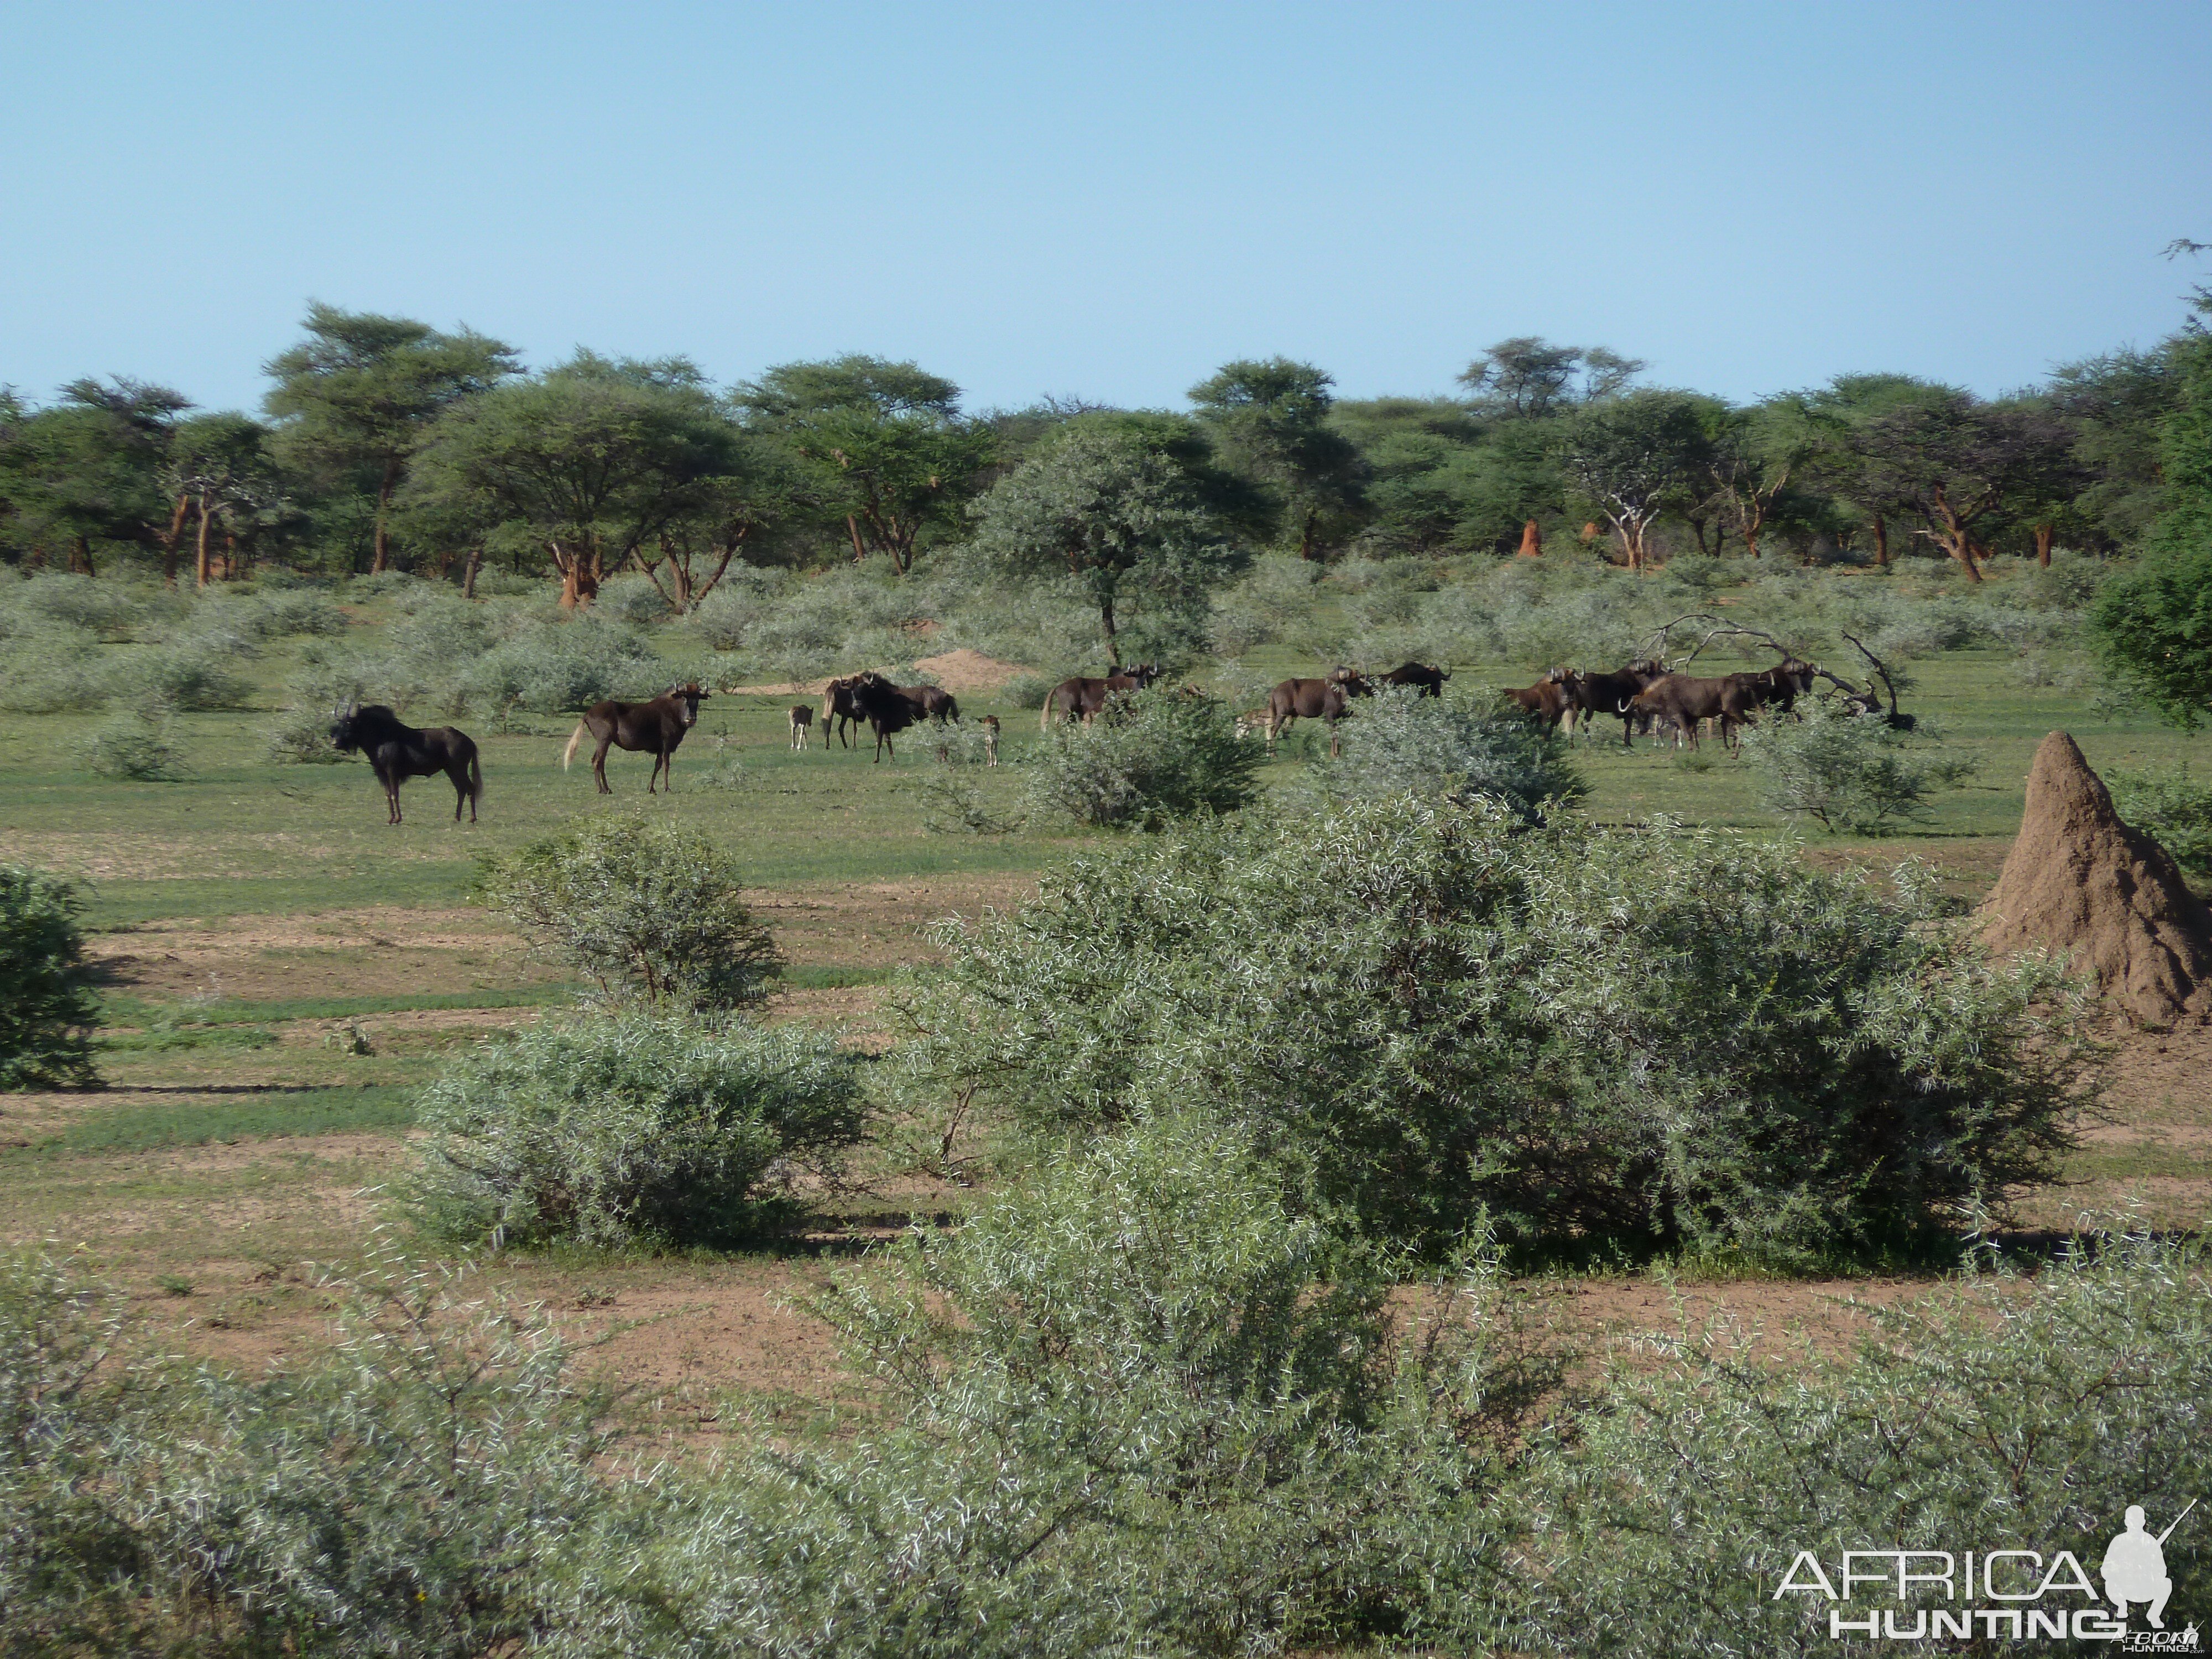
[1981,731,2212,1025]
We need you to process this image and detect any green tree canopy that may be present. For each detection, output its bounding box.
[1189,358,1367,559]
[263,303,519,575]
[737,354,993,573]
[164,413,283,586]
[408,352,742,607]
[967,426,1241,666]
[1559,390,1712,568]
[2091,301,2212,725]
[0,378,188,574]
[1458,337,1643,419]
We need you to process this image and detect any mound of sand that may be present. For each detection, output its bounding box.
[1981,731,2212,1026]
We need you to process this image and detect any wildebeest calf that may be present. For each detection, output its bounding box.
[982,713,1000,766]
[789,705,813,750]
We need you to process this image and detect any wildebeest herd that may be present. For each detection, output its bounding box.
[1503,655,1818,749]
[324,644,1824,823]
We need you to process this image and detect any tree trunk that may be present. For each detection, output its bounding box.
[1099,594,1119,669]
[194,494,215,587]
[1871,512,1889,568]
[1299,508,1318,562]
[846,514,867,565]
[160,493,190,587]
[371,454,401,574]
[2035,522,2053,567]
[462,545,483,599]
[1743,501,1765,561]
[1517,519,1542,557]
[71,535,95,577]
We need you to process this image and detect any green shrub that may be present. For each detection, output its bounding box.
[1307,687,1584,820]
[999,670,1058,709]
[1522,1228,2212,1657]
[2108,762,2212,877]
[128,639,256,711]
[556,1117,1530,1657]
[80,711,189,780]
[463,615,666,713]
[478,814,780,1009]
[0,623,111,713]
[1022,684,1259,829]
[1741,695,1978,834]
[883,798,2095,1260]
[0,867,98,1089]
[409,1011,863,1248]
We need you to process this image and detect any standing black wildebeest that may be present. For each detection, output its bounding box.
[822,675,867,749]
[330,705,481,825]
[1501,673,1572,732]
[1558,659,1667,747]
[1266,669,1370,755]
[848,671,922,762]
[562,682,707,793]
[1376,661,1451,697]
[1040,663,1163,728]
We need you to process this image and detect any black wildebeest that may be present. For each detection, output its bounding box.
[562,682,707,792]
[1375,660,1450,697]
[1558,659,1667,747]
[789,705,813,750]
[1266,668,1370,755]
[848,671,925,761]
[897,682,960,723]
[822,675,867,748]
[1631,658,1819,752]
[330,705,482,825]
[1040,662,1162,728]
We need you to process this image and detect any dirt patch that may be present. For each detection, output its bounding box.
[1981,731,2212,1025]
[753,874,1039,966]
[909,649,1031,695]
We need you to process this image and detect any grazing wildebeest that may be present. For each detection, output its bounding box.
[330,705,481,825]
[1502,670,1572,732]
[1629,673,1749,751]
[898,683,959,723]
[789,705,813,750]
[1040,663,1163,728]
[1266,670,1370,755]
[848,671,922,761]
[1559,659,1667,748]
[1376,661,1451,697]
[562,682,707,792]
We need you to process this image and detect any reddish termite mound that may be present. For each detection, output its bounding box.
[1981,731,2212,1026]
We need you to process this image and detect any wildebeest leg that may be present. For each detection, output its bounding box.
[379,763,402,825]
[593,737,614,794]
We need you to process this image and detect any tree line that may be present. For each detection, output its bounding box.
[1,293,2204,661]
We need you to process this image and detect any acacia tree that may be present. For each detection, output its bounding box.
[1559,391,1710,569]
[737,356,993,573]
[1702,395,1817,560]
[632,437,800,613]
[1189,358,1366,559]
[409,353,740,608]
[0,378,188,575]
[967,427,1240,666]
[263,304,519,575]
[1849,392,2077,582]
[164,414,280,586]
[1458,337,1644,419]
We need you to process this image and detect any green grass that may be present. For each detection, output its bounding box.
[25,1083,418,1154]
[100,986,585,1027]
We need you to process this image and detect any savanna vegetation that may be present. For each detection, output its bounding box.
[3,275,2211,1653]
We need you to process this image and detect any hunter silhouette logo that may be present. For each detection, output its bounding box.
[1775,1498,2198,1644]
[2106,1500,2193,1633]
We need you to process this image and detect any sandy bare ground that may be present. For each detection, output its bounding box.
[725,648,1032,698]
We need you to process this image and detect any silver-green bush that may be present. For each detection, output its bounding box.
[1522,1228,2212,1657]
[409,1011,863,1248]
[1306,687,1584,820]
[883,797,2095,1260]
[1741,696,1978,834]
[477,814,780,1010]
[1022,685,1258,829]
[80,711,189,780]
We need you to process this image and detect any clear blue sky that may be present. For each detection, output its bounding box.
[3,1,2206,416]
